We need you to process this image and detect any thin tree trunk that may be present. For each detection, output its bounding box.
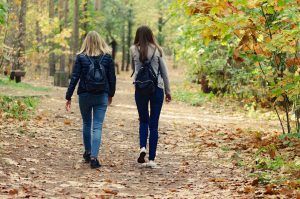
[72,0,79,65]
[284,95,291,133]
[49,0,56,76]
[12,0,27,72]
[82,0,89,42]
[94,0,101,11]
[58,0,68,72]
[274,104,285,134]
[121,19,126,71]
[126,5,133,71]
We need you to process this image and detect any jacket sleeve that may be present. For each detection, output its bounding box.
[159,56,171,95]
[107,56,116,97]
[65,55,81,100]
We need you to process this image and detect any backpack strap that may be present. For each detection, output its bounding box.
[130,47,157,78]
[86,54,93,64]
[86,54,105,66]
[149,48,156,63]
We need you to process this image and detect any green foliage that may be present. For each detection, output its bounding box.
[0,96,39,120]
[0,77,50,92]
[173,86,214,106]
[0,0,7,25]
[171,0,300,133]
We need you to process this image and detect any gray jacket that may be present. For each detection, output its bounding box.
[130,45,171,95]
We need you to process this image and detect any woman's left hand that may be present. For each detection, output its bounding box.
[66,100,71,111]
[166,94,172,103]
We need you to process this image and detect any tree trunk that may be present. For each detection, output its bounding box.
[49,0,56,76]
[54,0,69,87]
[73,0,79,55]
[35,20,42,77]
[11,0,27,82]
[82,0,89,42]
[121,20,126,71]
[126,5,133,71]
[71,0,79,74]
[58,0,68,72]
[94,0,101,11]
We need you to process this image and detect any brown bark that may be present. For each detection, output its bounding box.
[94,0,101,11]
[82,0,89,41]
[49,0,56,76]
[12,0,27,72]
[73,0,79,56]
[58,0,68,72]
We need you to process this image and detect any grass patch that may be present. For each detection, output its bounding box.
[173,83,214,106]
[0,96,39,120]
[0,77,50,92]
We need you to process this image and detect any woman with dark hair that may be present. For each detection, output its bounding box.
[130,26,171,168]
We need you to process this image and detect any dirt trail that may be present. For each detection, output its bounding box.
[0,71,279,198]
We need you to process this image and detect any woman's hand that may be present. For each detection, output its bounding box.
[166,94,172,103]
[108,97,113,105]
[66,100,71,111]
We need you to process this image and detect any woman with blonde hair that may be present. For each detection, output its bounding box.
[65,31,116,169]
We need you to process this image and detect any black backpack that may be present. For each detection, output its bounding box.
[133,48,160,96]
[85,55,107,92]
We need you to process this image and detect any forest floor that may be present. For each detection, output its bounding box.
[0,68,297,199]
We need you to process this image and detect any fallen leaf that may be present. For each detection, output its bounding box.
[251,178,259,186]
[103,189,118,195]
[209,178,226,182]
[64,119,71,125]
[279,187,293,197]
[265,184,278,195]
[244,186,255,193]
[9,189,18,195]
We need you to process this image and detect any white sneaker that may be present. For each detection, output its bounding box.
[137,147,146,163]
[146,160,157,168]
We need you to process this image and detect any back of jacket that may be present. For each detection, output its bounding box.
[65,53,116,101]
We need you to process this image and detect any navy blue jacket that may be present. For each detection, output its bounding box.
[65,53,116,100]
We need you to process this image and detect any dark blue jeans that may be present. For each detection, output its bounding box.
[135,87,164,160]
[78,92,108,158]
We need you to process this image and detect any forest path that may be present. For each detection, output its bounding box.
[0,72,279,198]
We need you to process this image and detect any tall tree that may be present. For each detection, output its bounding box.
[121,19,126,71]
[58,0,68,72]
[48,0,56,76]
[72,0,79,59]
[11,0,27,82]
[81,0,89,41]
[54,0,69,87]
[126,4,133,71]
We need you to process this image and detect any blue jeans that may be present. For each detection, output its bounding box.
[78,92,108,158]
[135,87,164,160]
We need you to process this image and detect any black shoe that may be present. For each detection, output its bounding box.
[137,151,146,163]
[83,151,91,163]
[90,158,101,169]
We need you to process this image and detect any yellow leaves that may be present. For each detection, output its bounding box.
[51,28,72,48]
[257,34,264,42]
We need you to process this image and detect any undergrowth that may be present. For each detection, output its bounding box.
[0,96,39,120]
[0,77,50,92]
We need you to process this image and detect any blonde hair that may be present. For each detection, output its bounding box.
[78,31,111,56]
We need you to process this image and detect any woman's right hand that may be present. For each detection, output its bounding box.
[166,94,172,103]
[66,100,71,111]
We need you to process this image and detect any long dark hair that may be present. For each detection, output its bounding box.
[134,26,163,62]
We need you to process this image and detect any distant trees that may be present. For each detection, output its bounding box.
[0,0,174,84]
